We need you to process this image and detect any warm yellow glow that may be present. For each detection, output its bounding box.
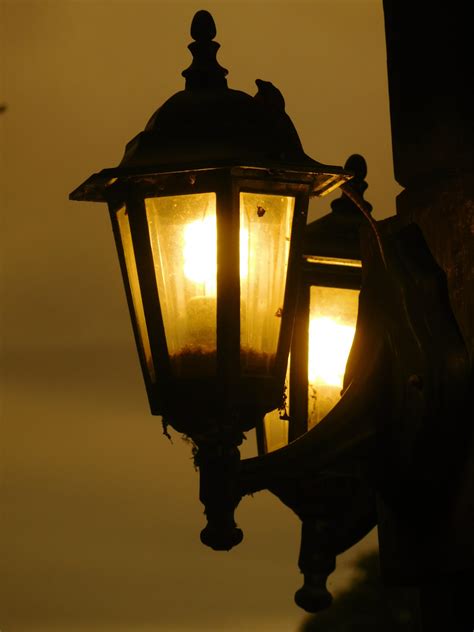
[183,215,248,296]
[145,191,294,379]
[240,231,249,279]
[307,285,359,428]
[145,193,218,374]
[308,316,356,387]
[183,215,217,295]
[240,192,295,375]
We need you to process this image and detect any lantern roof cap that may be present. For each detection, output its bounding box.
[70,11,352,202]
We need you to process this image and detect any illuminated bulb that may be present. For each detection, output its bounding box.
[308,317,356,387]
[183,215,217,295]
[183,215,248,296]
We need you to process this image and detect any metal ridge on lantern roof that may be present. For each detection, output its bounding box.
[69,10,352,203]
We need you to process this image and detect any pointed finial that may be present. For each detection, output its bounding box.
[331,154,372,215]
[191,10,217,41]
[345,154,368,188]
[182,10,228,90]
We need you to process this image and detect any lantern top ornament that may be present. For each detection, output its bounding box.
[69,10,352,203]
[181,10,228,90]
[304,154,373,261]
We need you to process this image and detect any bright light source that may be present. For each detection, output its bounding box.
[308,316,356,387]
[183,215,249,296]
[184,215,217,295]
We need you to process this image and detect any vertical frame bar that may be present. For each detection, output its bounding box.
[274,191,310,386]
[216,176,241,411]
[289,280,310,442]
[126,187,171,414]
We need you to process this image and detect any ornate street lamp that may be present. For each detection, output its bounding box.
[70,10,351,551]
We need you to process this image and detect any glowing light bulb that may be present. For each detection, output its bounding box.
[183,215,248,296]
[183,215,217,295]
[308,316,356,387]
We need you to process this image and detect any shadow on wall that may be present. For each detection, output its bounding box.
[299,551,420,631]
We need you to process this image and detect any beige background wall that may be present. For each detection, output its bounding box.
[0,1,398,630]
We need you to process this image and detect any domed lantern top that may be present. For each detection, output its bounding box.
[70,10,350,202]
[69,10,352,551]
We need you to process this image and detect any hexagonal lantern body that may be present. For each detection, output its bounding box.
[261,155,370,453]
[100,166,324,439]
[70,11,351,444]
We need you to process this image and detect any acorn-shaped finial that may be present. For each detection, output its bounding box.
[182,10,228,90]
[331,154,372,215]
[190,10,217,41]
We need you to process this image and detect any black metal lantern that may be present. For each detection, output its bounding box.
[260,154,371,453]
[70,10,351,549]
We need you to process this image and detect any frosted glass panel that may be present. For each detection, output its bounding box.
[308,286,359,428]
[145,193,217,377]
[240,192,295,374]
[117,208,155,381]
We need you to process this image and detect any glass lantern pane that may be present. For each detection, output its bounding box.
[116,208,156,381]
[145,193,217,377]
[240,192,295,374]
[308,285,359,428]
[262,360,290,453]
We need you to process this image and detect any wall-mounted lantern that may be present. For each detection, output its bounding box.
[70,10,351,551]
[69,8,471,619]
[261,154,371,453]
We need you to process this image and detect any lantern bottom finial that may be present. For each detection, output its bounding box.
[197,442,243,551]
[294,574,333,613]
[200,522,243,552]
